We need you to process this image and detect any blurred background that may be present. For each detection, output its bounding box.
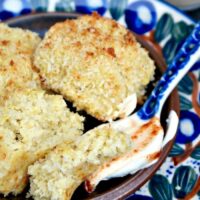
[164,0,200,20]
[165,0,200,10]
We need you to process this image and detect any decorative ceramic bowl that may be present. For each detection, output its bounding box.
[0,0,200,200]
[4,12,179,200]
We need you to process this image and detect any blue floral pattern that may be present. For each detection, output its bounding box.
[138,21,200,120]
[75,0,107,15]
[0,0,199,200]
[176,111,200,144]
[125,1,157,34]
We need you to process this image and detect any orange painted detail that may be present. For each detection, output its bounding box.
[180,177,200,200]
[172,141,200,166]
[139,30,163,56]
[189,72,200,117]
[149,31,155,41]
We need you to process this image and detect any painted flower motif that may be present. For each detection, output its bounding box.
[109,0,128,20]
[172,166,198,199]
[178,74,193,95]
[148,174,173,200]
[0,10,13,20]
[74,0,107,15]
[159,19,194,64]
[154,13,174,43]
[0,0,31,20]
[176,110,200,144]
[30,0,48,12]
[125,0,157,34]
[191,145,200,160]
[169,143,184,157]
[55,0,74,12]
[179,95,193,110]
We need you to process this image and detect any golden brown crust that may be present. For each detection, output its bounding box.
[28,126,131,200]
[34,13,155,121]
[0,23,41,97]
[0,89,84,195]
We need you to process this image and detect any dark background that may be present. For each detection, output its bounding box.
[186,8,200,21]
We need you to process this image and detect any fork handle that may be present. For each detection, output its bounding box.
[138,21,200,120]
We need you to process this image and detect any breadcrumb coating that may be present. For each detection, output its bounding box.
[0,89,84,195]
[0,23,41,96]
[28,126,132,200]
[34,13,155,121]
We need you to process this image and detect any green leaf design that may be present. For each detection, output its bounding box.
[187,24,195,35]
[55,0,74,12]
[154,13,174,43]
[109,0,128,20]
[172,166,198,199]
[198,70,200,81]
[169,143,184,157]
[171,21,189,41]
[30,0,48,12]
[163,38,180,64]
[178,75,193,94]
[180,95,192,110]
[191,146,200,160]
[149,174,173,200]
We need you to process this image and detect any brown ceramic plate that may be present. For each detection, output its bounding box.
[5,12,179,200]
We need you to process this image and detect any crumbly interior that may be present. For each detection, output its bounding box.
[0,23,41,96]
[34,13,155,121]
[0,89,84,195]
[28,126,132,200]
